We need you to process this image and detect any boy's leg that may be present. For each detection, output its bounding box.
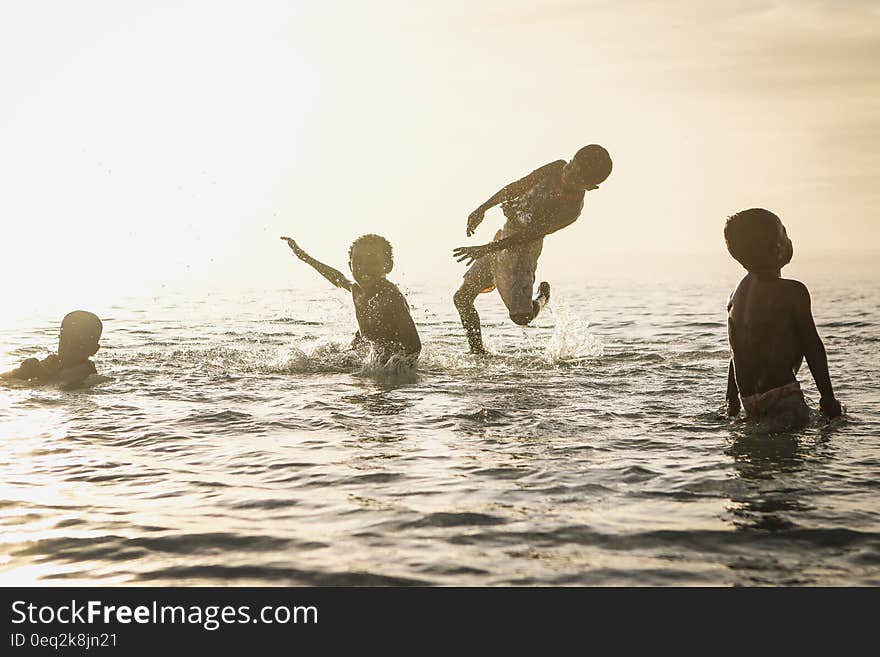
[454,256,495,354]
[494,236,546,325]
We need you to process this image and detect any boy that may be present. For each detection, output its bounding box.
[2,310,103,386]
[452,144,612,353]
[281,234,421,362]
[724,208,842,430]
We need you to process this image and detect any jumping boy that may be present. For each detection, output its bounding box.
[2,310,103,386]
[281,234,421,362]
[724,208,842,430]
[452,144,612,353]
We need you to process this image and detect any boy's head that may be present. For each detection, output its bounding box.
[563,144,612,190]
[58,310,103,365]
[349,234,393,283]
[724,208,793,273]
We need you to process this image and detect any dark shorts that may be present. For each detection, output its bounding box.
[741,381,811,431]
[463,225,544,316]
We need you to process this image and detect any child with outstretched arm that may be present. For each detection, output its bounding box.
[281,234,421,362]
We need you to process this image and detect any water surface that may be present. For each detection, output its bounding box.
[1,265,878,585]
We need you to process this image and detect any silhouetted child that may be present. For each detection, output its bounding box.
[281,234,421,363]
[724,209,842,430]
[452,144,612,353]
[2,310,103,386]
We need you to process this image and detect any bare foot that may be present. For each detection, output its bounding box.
[537,281,550,305]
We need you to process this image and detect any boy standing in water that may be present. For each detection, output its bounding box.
[452,144,612,353]
[281,234,421,362]
[724,208,842,430]
[2,310,103,386]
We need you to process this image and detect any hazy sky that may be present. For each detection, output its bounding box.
[1,0,877,305]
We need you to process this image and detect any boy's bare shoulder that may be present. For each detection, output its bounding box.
[380,279,409,301]
[533,160,566,177]
[373,280,413,314]
[354,279,408,306]
[57,361,97,387]
[779,276,808,291]
[727,274,750,309]
[779,277,810,299]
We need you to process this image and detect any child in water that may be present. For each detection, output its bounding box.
[452,144,612,353]
[2,310,103,386]
[724,208,842,430]
[281,234,421,363]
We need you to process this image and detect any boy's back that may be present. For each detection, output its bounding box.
[728,274,806,397]
[723,208,841,428]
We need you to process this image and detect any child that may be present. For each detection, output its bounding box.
[724,208,842,430]
[2,310,103,386]
[281,234,421,363]
[452,144,612,353]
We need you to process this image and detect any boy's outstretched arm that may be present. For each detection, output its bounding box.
[281,237,353,291]
[791,282,841,417]
[454,210,580,265]
[453,229,542,266]
[726,359,740,417]
[466,163,556,236]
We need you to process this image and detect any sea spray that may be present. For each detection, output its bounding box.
[276,337,363,374]
[354,345,419,383]
[542,299,604,363]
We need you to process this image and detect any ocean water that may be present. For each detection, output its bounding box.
[1,262,878,586]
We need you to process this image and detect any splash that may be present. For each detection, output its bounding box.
[140,339,363,375]
[107,302,605,378]
[354,346,419,383]
[275,339,419,381]
[542,300,604,363]
[274,338,364,374]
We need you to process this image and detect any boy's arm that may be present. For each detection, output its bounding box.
[455,213,580,265]
[393,303,421,356]
[453,229,543,266]
[381,288,421,356]
[791,282,841,417]
[726,359,740,417]
[466,163,557,236]
[281,237,353,291]
[2,358,42,380]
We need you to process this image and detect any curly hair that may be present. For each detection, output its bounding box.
[724,208,789,271]
[349,234,394,273]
